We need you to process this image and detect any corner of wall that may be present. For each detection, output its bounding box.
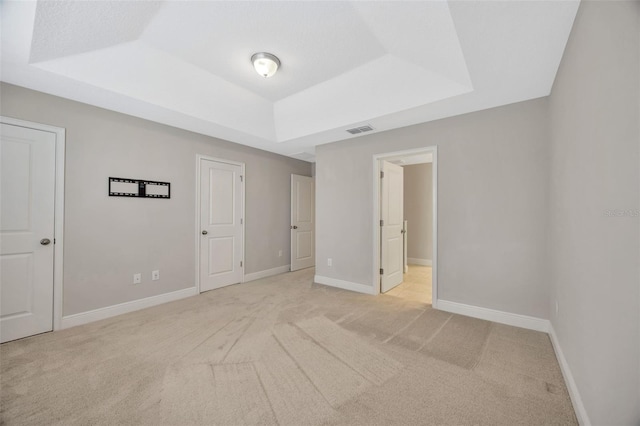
[548,323,592,426]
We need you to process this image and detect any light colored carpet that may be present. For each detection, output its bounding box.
[0,267,577,425]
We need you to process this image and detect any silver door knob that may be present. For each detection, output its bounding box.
[40,238,51,245]
[291,225,298,229]
[201,230,208,235]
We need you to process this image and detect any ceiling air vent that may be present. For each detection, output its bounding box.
[346,125,374,135]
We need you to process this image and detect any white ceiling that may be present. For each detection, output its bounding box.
[1,1,580,162]
[388,153,433,166]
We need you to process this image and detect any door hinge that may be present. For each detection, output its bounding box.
[380,268,384,275]
[240,261,243,267]
[240,218,243,224]
[54,238,56,244]
[380,219,384,226]
[380,171,384,178]
[240,175,243,182]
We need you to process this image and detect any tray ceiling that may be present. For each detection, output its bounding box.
[1,1,580,161]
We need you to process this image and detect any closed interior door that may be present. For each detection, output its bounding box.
[290,174,315,271]
[380,160,404,292]
[1,123,56,343]
[199,159,243,292]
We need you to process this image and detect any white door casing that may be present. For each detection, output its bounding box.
[373,147,437,303]
[291,174,315,271]
[1,123,56,343]
[380,160,404,292]
[198,158,244,292]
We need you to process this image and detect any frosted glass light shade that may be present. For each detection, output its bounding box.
[251,52,280,78]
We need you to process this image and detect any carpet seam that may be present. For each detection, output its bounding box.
[417,313,453,352]
[249,362,281,426]
[271,329,337,410]
[382,309,427,344]
[471,321,494,371]
[220,316,258,363]
[178,317,238,361]
[292,320,374,386]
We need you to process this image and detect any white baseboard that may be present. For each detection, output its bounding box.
[61,287,198,329]
[314,275,376,295]
[436,299,550,333]
[244,264,291,282]
[548,324,591,426]
[408,258,432,266]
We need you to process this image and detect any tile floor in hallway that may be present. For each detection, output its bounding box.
[384,264,432,304]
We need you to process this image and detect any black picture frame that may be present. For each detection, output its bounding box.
[108,177,171,199]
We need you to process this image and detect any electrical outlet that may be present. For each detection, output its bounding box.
[278,250,282,257]
[152,270,160,281]
[133,273,142,284]
[327,258,332,267]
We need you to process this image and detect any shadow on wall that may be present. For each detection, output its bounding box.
[403,162,433,266]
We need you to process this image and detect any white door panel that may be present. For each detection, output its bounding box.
[1,123,56,343]
[1,254,34,318]
[296,231,313,258]
[208,168,235,224]
[381,161,404,292]
[207,237,235,275]
[199,159,243,292]
[291,175,315,271]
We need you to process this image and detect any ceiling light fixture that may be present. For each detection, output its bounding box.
[251,52,280,78]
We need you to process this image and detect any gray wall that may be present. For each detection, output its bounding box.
[403,163,432,262]
[548,1,639,424]
[316,98,550,318]
[0,83,311,316]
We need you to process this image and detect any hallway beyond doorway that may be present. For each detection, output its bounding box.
[383,264,432,305]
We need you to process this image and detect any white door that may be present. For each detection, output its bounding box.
[1,123,56,343]
[290,175,315,271]
[199,158,243,292]
[380,161,404,292]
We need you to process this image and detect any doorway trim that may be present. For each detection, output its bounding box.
[1,116,66,330]
[195,154,246,293]
[372,146,438,307]
[290,174,315,272]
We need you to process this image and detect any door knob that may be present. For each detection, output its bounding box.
[40,238,51,245]
[291,225,298,230]
[201,230,208,235]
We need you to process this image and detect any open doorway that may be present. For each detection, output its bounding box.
[373,147,437,307]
